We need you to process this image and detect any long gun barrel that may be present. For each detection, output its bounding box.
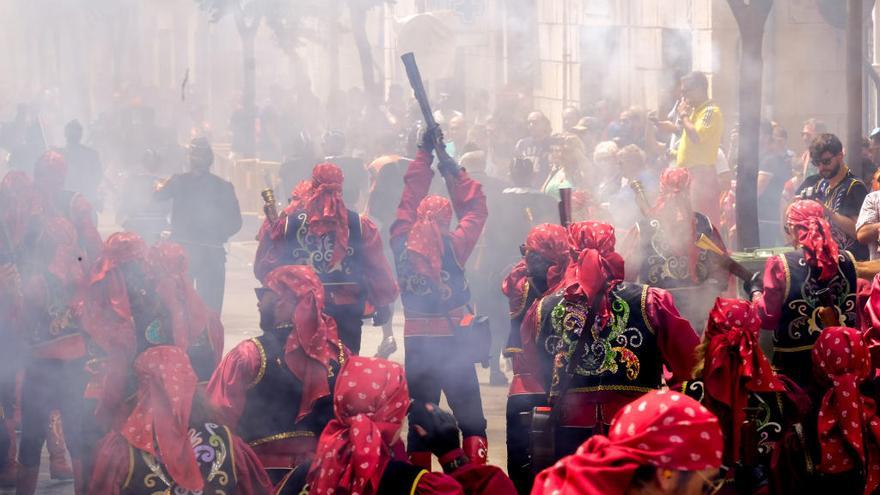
[400,52,453,164]
[558,187,572,227]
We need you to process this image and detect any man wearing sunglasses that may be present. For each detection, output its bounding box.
[795,133,868,260]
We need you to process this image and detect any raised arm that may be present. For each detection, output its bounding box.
[443,167,488,265]
[389,149,434,242]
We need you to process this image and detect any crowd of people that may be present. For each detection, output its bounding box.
[5,67,880,495]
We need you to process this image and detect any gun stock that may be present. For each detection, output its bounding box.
[695,234,753,282]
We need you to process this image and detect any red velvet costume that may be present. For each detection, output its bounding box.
[518,221,700,461]
[89,346,272,495]
[621,168,728,326]
[13,152,103,495]
[206,265,343,477]
[753,200,858,387]
[389,149,489,468]
[276,356,515,495]
[501,223,568,493]
[253,164,398,355]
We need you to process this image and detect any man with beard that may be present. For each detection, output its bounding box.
[254,163,398,356]
[155,136,242,311]
[390,127,489,469]
[500,223,568,494]
[796,133,869,260]
[518,221,700,466]
[206,265,344,483]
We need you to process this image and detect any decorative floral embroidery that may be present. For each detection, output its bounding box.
[549,295,644,381]
[290,212,355,275]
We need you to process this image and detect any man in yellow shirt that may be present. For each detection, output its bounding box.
[675,71,724,225]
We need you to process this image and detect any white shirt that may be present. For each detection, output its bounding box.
[856,190,880,260]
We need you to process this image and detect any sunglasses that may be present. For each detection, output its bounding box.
[812,154,838,167]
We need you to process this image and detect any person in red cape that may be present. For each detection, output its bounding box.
[781,326,880,495]
[748,199,859,387]
[683,298,810,493]
[389,127,489,469]
[501,222,568,493]
[148,241,224,382]
[518,221,700,469]
[624,167,728,327]
[253,163,398,356]
[531,389,724,495]
[206,265,344,484]
[16,214,86,495]
[275,356,516,495]
[89,345,272,495]
[0,171,40,486]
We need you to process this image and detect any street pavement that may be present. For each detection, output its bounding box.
[8,239,511,493]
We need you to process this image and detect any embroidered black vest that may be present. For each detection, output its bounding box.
[276,459,427,495]
[504,277,544,355]
[281,209,365,310]
[122,422,237,495]
[29,271,81,346]
[236,331,339,450]
[773,250,857,385]
[638,212,716,289]
[682,380,787,464]
[536,282,660,397]
[392,235,471,317]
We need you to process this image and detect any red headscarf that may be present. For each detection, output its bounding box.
[534,390,723,495]
[304,163,349,266]
[121,345,202,491]
[786,199,839,282]
[307,356,409,495]
[563,221,625,320]
[405,195,453,284]
[148,242,212,353]
[502,224,569,310]
[703,298,785,462]
[264,265,339,420]
[812,326,880,492]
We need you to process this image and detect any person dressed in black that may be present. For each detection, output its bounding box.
[155,137,242,311]
[795,133,869,260]
[61,119,104,214]
[758,120,793,247]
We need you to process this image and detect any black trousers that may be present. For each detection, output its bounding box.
[181,242,227,313]
[18,358,86,467]
[506,394,545,495]
[326,304,364,355]
[405,336,486,452]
